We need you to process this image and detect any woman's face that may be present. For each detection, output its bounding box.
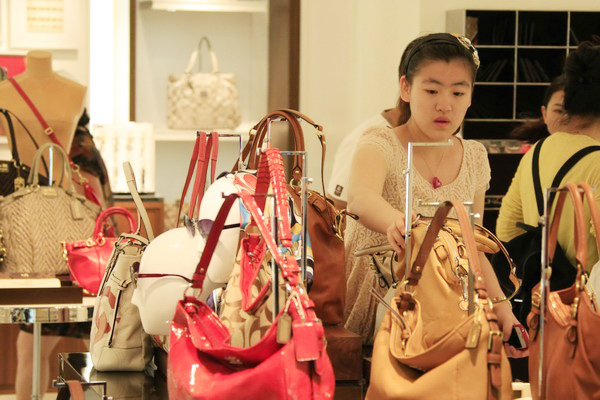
[400,59,473,141]
[541,90,565,134]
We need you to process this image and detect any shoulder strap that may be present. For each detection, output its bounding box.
[532,136,600,216]
[0,109,20,162]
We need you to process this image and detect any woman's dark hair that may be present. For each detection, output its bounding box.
[511,75,566,143]
[563,36,600,119]
[396,33,479,125]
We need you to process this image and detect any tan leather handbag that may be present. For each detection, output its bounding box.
[0,143,100,275]
[528,182,600,399]
[167,37,241,130]
[366,201,512,400]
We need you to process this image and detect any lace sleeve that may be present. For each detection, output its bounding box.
[468,140,491,191]
[355,125,396,172]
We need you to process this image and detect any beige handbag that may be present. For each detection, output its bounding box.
[167,37,242,130]
[90,162,153,371]
[366,201,513,400]
[0,143,100,275]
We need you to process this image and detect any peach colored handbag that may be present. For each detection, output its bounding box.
[367,201,512,400]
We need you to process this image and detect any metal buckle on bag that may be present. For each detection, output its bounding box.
[488,330,503,351]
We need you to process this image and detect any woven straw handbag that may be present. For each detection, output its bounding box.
[0,143,100,275]
[167,37,241,130]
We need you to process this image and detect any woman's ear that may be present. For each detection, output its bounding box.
[399,75,411,103]
[541,105,548,124]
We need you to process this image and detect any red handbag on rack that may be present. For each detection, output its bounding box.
[168,193,335,400]
[63,206,137,295]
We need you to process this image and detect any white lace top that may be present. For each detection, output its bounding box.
[343,122,491,343]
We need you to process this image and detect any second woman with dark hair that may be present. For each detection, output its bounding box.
[344,32,525,355]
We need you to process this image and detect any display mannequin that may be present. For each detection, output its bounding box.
[0,50,86,184]
[0,50,89,400]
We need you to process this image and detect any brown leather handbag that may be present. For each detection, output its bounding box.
[366,201,512,400]
[236,109,346,325]
[528,182,600,399]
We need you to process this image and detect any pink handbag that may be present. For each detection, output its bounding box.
[63,206,137,295]
[168,191,335,400]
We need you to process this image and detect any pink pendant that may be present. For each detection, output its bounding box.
[432,177,442,189]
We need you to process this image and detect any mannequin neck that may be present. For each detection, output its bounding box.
[24,51,53,78]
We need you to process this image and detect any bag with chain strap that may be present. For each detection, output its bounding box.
[167,37,241,130]
[366,201,512,400]
[89,162,153,371]
[0,143,100,275]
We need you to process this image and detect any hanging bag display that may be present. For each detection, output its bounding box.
[89,162,153,371]
[62,206,138,295]
[366,201,512,400]
[167,37,241,130]
[236,109,346,325]
[168,192,335,400]
[0,142,100,275]
[528,182,600,399]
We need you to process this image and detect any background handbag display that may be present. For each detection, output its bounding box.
[0,108,48,196]
[528,182,600,399]
[89,162,154,371]
[366,201,512,400]
[168,192,335,400]
[167,36,241,130]
[63,206,138,295]
[0,142,100,275]
[491,136,600,327]
[237,109,346,325]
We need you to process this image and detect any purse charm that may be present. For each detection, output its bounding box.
[14,176,25,191]
[465,307,482,349]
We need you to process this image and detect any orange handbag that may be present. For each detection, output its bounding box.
[528,182,600,399]
[366,201,512,400]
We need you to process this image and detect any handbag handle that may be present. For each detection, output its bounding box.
[93,206,138,240]
[177,131,219,224]
[547,182,587,272]
[577,182,600,251]
[28,142,72,189]
[192,192,301,291]
[184,36,219,74]
[123,161,155,241]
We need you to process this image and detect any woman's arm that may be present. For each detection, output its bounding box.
[347,144,407,252]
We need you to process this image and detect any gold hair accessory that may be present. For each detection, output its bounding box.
[451,33,480,70]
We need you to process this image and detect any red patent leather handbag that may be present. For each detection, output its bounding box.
[168,191,335,400]
[63,206,137,295]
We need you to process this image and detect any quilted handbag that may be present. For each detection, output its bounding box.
[63,206,137,295]
[218,148,292,348]
[167,37,241,130]
[528,182,600,399]
[168,192,335,400]
[0,109,48,196]
[0,143,100,275]
[90,162,153,371]
[237,109,347,325]
[366,201,512,400]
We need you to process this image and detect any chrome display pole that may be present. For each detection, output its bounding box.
[271,193,280,316]
[404,140,453,280]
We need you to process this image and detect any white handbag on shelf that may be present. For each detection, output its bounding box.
[167,37,242,130]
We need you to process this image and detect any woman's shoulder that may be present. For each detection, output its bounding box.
[458,137,488,163]
[357,122,399,150]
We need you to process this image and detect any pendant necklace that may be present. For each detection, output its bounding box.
[416,147,447,189]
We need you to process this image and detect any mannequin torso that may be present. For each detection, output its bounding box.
[0,50,86,184]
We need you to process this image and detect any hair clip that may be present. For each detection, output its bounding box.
[451,33,480,70]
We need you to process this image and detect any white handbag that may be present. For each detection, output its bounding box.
[167,37,242,130]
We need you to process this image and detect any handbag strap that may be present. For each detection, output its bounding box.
[0,109,49,176]
[177,131,219,224]
[7,77,102,206]
[578,182,600,250]
[532,136,600,216]
[184,36,219,74]
[192,193,301,290]
[123,161,155,241]
[29,142,72,189]
[255,148,293,248]
[547,182,587,273]
[93,206,138,240]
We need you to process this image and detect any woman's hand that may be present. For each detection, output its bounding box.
[495,302,529,358]
[386,213,416,254]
